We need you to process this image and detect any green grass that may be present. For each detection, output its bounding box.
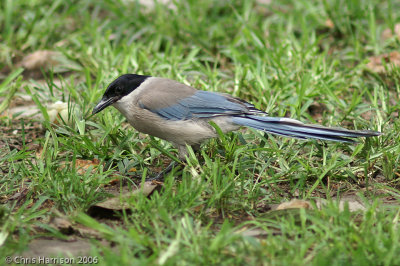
[1,0,400,264]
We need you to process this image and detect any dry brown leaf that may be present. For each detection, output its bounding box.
[5,104,41,119]
[315,195,366,212]
[21,50,61,71]
[238,227,270,238]
[325,19,334,29]
[7,95,34,108]
[75,158,100,168]
[275,199,312,210]
[366,51,400,74]
[18,50,81,78]
[49,217,74,235]
[107,178,120,186]
[75,159,99,175]
[138,0,176,10]
[93,181,160,210]
[48,215,104,238]
[381,24,400,40]
[73,224,103,239]
[59,159,100,175]
[7,187,29,202]
[50,217,72,229]
[191,204,205,213]
[336,195,366,212]
[256,0,272,4]
[19,238,92,258]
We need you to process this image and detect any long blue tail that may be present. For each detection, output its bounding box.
[232,115,381,143]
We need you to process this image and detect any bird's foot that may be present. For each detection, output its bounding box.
[145,161,176,182]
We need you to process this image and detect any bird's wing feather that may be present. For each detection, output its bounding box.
[137,78,262,120]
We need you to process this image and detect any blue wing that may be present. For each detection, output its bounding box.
[139,91,262,121]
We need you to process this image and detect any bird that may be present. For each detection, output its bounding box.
[92,74,381,180]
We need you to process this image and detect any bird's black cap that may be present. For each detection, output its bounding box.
[92,74,149,115]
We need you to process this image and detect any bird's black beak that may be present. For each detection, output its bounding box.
[92,96,119,115]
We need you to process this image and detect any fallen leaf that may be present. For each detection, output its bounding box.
[21,50,60,71]
[325,19,334,29]
[91,181,160,211]
[275,199,312,210]
[256,0,272,4]
[336,195,366,212]
[4,98,78,123]
[7,187,29,202]
[48,214,104,239]
[49,217,74,235]
[59,159,100,175]
[18,238,92,258]
[366,51,400,74]
[20,50,81,74]
[74,159,99,169]
[315,195,366,212]
[191,204,205,213]
[238,227,270,238]
[73,224,104,239]
[138,0,176,10]
[381,23,400,41]
[107,178,120,186]
[128,167,137,172]
[6,104,41,119]
[257,199,313,222]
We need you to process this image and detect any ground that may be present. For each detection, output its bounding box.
[1,0,400,265]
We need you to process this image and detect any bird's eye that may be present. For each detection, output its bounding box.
[115,86,123,94]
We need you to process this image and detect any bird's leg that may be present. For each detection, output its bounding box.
[191,144,205,163]
[145,144,201,182]
[146,161,177,182]
[146,144,187,182]
[192,144,201,153]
